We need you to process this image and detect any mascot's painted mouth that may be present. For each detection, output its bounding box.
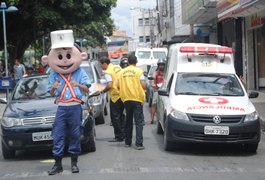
[58,64,73,70]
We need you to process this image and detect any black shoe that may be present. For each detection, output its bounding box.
[108,138,124,142]
[124,143,131,147]
[48,165,63,175]
[71,165,79,173]
[134,144,145,150]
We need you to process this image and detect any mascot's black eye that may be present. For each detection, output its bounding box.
[66,54,71,59]
[58,54,63,60]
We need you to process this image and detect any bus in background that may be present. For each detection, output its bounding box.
[107,40,129,65]
[135,47,168,72]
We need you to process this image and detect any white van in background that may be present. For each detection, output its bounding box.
[156,43,261,152]
[135,47,167,72]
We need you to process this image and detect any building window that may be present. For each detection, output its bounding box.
[146,36,150,42]
[139,36,144,43]
[145,18,150,26]
[138,18,143,26]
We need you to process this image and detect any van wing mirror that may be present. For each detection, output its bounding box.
[158,89,169,96]
[248,91,259,99]
[148,76,154,80]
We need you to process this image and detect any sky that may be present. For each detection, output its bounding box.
[111,0,156,37]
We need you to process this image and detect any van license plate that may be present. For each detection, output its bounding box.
[32,131,53,141]
[204,126,229,135]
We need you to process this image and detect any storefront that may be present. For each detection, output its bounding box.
[245,11,265,89]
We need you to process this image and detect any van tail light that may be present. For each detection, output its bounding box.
[179,46,233,54]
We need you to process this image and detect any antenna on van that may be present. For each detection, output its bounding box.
[220,54,225,63]
[187,54,192,62]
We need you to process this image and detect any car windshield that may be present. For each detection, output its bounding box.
[175,73,244,96]
[80,65,95,83]
[13,76,52,100]
[153,51,167,59]
[137,51,151,59]
[148,65,158,77]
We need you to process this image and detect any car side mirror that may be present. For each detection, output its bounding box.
[249,91,259,98]
[158,89,169,96]
[148,77,154,80]
[0,98,7,104]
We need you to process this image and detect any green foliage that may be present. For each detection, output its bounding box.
[0,0,117,63]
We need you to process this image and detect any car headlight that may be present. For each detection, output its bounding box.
[1,117,23,127]
[244,111,259,122]
[170,108,189,121]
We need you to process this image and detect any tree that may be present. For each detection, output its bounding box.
[0,0,117,65]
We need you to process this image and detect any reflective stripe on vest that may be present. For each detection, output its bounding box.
[56,73,83,104]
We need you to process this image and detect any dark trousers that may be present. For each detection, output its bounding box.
[124,101,144,146]
[110,98,125,140]
[52,104,82,157]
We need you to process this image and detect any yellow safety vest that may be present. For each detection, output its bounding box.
[119,65,145,103]
[105,63,121,103]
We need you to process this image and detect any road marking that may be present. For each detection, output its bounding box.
[1,166,265,178]
[40,159,54,163]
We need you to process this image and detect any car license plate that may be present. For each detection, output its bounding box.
[204,126,229,135]
[32,131,53,141]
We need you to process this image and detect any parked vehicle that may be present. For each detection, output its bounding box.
[146,64,158,107]
[157,43,260,152]
[0,74,96,159]
[80,61,108,125]
[135,47,167,72]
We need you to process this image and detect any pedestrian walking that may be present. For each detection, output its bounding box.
[150,59,165,124]
[13,59,26,83]
[41,30,91,175]
[100,56,125,142]
[118,54,146,150]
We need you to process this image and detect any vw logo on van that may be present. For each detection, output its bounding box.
[213,116,221,124]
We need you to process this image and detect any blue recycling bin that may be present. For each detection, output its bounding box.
[0,77,13,90]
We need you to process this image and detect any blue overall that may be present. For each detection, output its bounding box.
[47,68,91,157]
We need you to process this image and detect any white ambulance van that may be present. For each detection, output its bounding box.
[157,43,260,152]
[135,47,167,72]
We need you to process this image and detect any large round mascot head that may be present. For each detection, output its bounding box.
[41,30,88,74]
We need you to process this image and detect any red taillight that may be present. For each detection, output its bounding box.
[179,46,195,53]
[179,46,233,54]
[219,47,233,54]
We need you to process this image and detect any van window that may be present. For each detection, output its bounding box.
[153,51,167,59]
[137,51,151,59]
[175,73,244,96]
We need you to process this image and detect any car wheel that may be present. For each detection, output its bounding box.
[163,120,174,151]
[1,141,15,159]
[82,127,96,153]
[243,143,258,153]
[157,120,164,135]
[95,112,105,125]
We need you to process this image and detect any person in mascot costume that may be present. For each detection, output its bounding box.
[42,30,91,175]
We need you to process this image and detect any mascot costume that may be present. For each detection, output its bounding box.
[42,30,91,175]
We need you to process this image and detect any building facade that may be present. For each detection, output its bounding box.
[217,0,265,90]
[131,8,159,50]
